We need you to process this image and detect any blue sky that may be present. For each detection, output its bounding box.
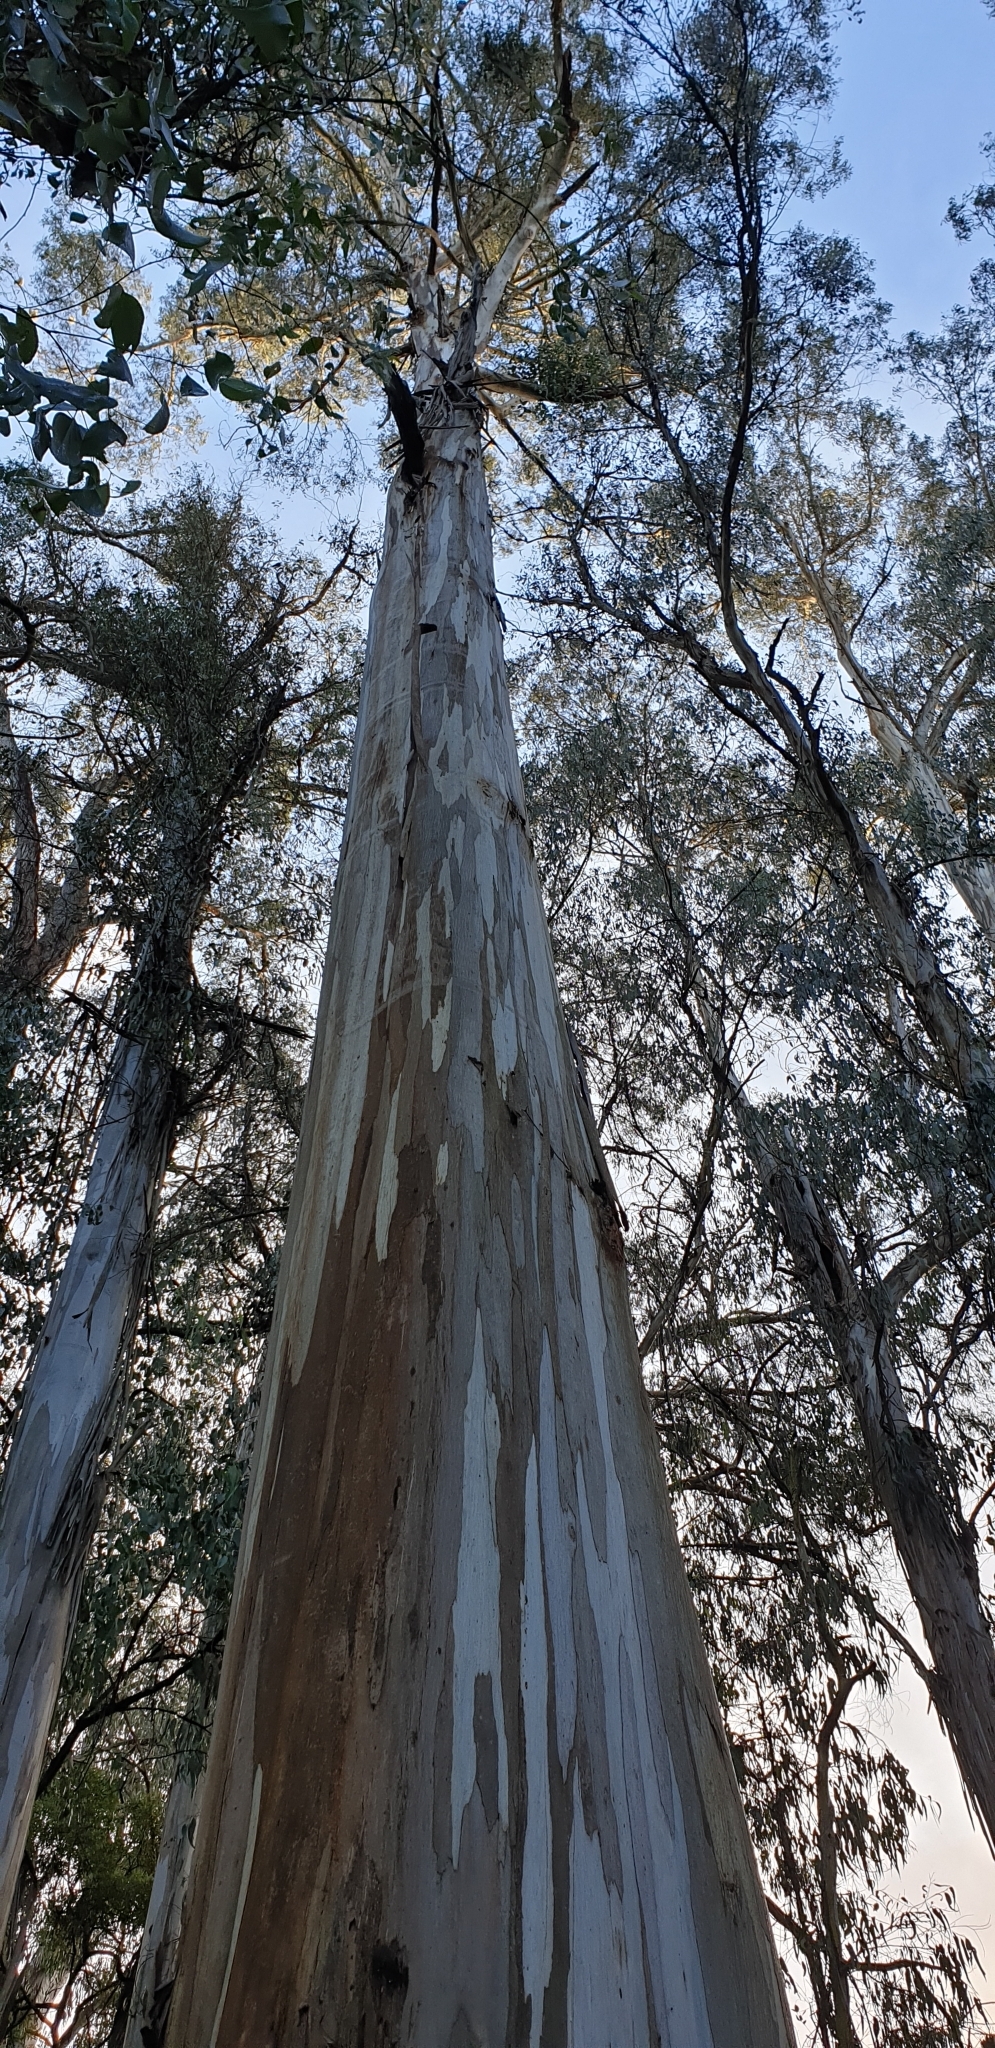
[809,0,995,335]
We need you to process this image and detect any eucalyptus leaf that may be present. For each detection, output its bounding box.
[95,287,145,355]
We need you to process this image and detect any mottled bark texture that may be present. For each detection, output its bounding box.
[165,421,794,2048]
[0,1039,174,1938]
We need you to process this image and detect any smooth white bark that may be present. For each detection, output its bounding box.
[786,562,995,945]
[0,1040,172,1938]
[685,969,995,1851]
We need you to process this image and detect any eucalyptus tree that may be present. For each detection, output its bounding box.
[514,648,987,2046]
[521,0,995,1850]
[142,7,802,2044]
[753,353,995,947]
[0,480,358,1951]
[0,838,332,2048]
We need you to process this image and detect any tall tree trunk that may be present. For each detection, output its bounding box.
[0,1036,175,1938]
[778,544,995,948]
[164,421,794,2048]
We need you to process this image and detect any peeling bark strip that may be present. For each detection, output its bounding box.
[166,424,794,2048]
[0,1041,174,1939]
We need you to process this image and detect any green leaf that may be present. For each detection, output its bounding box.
[106,89,148,130]
[153,205,211,250]
[0,309,39,363]
[118,479,142,495]
[179,374,207,397]
[117,0,142,53]
[49,413,84,467]
[99,350,134,385]
[26,56,90,121]
[102,0,142,50]
[80,418,128,456]
[65,479,111,514]
[78,115,131,164]
[203,351,234,389]
[143,398,170,434]
[217,375,269,404]
[234,0,294,61]
[187,259,226,294]
[103,220,136,264]
[95,288,145,354]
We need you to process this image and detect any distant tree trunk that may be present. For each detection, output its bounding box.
[749,1133,995,1852]
[164,419,794,2047]
[682,966,995,1852]
[126,1759,204,2048]
[0,688,94,998]
[124,1598,228,2044]
[851,683,995,949]
[784,579,995,949]
[0,1035,175,1939]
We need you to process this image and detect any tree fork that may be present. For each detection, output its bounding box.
[164,419,795,2047]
